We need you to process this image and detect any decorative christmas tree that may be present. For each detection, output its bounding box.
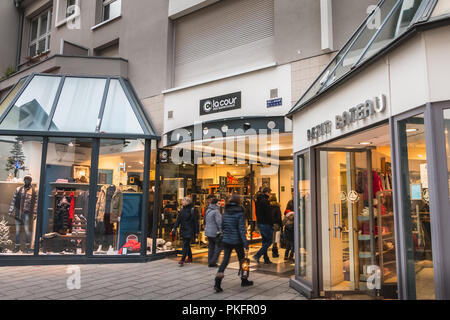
[0,218,12,252]
[5,137,26,178]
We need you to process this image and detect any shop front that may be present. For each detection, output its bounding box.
[0,73,163,265]
[288,0,450,300]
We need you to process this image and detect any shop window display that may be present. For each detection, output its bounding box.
[444,110,450,199]
[399,114,435,299]
[39,138,92,255]
[94,139,145,256]
[0,136,42,255]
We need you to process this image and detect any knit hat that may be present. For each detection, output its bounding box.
[285,211,294,219]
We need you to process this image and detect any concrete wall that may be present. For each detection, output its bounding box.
[0,1,20,77]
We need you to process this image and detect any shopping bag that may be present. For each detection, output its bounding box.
[239,251,251,279]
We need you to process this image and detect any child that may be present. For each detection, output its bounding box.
[283,211,295,261]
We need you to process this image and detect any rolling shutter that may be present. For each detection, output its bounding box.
[174,0,275,87]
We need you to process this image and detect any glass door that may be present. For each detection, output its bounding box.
[320,148,380,295]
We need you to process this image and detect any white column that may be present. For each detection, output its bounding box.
[320,0,334,52]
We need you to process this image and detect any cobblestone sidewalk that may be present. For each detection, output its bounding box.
[0,258,307,300]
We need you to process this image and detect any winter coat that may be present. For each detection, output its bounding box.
[255,193,273,226]
[283,214,295,243]
[9,185,37,221]
[96,185,123,223]
[173,204,199,239]
[204,204,222,238]
[221,203,248,250]
[270,201,282,226]
[54,195,70,234]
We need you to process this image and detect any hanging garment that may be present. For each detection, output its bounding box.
[68,192,75,232]
[95,185,123,223]
[54,195,70,235]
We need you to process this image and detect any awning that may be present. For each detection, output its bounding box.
[0,73,158,138]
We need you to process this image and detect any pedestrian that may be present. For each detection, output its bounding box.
[205,195,223,267]
[214,194,253,292]
[269,194,282,259]
[172,196,199,267]
[283,211,295,261]
[253,187,274,264]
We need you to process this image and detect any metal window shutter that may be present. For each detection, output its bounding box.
[174,0,275,86]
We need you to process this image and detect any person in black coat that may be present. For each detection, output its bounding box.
[269,194,282,258]
[253,187,274,264]
[172,196,199,266]
[214,194,254,292]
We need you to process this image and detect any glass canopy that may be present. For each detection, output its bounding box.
[289,0,434,114]
[0,74,156,136]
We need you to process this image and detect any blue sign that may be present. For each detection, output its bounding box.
[411,184,422,200]
[267,98,282,108]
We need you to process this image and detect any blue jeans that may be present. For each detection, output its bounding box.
[255,224,273,262]
[15,213,32,248]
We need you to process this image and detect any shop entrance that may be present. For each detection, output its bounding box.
[318,124,397,298]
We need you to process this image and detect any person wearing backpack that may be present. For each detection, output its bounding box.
[214,194,253,293]
[172,196,199,266]
[204,195,223,267]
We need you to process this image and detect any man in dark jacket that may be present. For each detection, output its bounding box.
[172,196,199,266]
[253,187,274,264]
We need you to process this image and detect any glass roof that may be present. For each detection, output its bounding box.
[0,74,157,136]
[289,0,435,114]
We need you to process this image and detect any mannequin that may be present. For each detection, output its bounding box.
[8,175,37,253]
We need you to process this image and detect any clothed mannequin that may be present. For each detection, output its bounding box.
[8,175,37,253]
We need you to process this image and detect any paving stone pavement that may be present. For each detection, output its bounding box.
[0,258,307,301]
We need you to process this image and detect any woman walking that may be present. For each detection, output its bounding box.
[269,194,282,258]
[172,196,198,266]
[283,211,295,261]
[214,194,253,292]
[205,195,223,267]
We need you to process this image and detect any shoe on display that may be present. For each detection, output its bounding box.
[96,245,103,252]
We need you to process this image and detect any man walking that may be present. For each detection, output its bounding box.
[253,187,273,264]
[205,195,223,267]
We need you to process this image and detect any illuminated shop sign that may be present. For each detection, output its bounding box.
[307,94,387,141]
[200,92,241,116]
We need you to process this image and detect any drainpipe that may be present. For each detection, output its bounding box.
[14,0,25,72]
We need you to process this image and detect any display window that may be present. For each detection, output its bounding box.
[0,136,43,255]
[93,139,145,256]
[398,114,435,300]
[444,109,450,200]
[318,123,397,297]
[39,138,92,255]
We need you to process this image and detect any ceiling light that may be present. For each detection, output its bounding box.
[359,142,372,145]
[219,161,225,165]
[418,154,424,158]
[406,128,419,133]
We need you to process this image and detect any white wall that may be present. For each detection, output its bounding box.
[164,64,292,135]
[168,0,220,19]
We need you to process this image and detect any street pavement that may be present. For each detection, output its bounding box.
[0,258,307,300]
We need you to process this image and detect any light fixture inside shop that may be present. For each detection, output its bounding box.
[359,142,372,145]
[406,128,419,133]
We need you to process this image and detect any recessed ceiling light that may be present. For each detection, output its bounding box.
[418,154,424,158]
[359,142,372,145]
[406,128,419,133]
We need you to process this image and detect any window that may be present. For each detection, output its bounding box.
[444,109,450,200]
[66,0,77,18]
[29,9,52,57]
[102,0,121,22]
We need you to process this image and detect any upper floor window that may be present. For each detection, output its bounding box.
[66,0,77,17]
[102,0,121,22]
[29,9,52,57]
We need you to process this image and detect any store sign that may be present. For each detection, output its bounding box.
[307,94,387,141]
[200,92,241,116]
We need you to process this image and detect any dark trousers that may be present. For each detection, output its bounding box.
[255,224,273,262]
[285,240,294,258]
[207,236,222,265]
[181,237,192,261]
[218,243,245,274]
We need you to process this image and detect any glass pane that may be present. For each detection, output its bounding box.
[37,39,46,54]
[51,77,106,132]
[40,138,92,255]
[297,153,312,282]
[0,75,61,131]
[40,13,48,37]
[30,19,38,41]
[0,79,26,116]
[359,0,423,64]
[105,0,121,20]
[94,139,145,256]
[399,114,435,299]
[100,79,144,134]
[29,44,37,57]
[0,136,42,256]
[322,0,399,90]
[147,141,160,255]
[444,109,450,200]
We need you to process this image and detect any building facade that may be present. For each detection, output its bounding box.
[288,0,450,300]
